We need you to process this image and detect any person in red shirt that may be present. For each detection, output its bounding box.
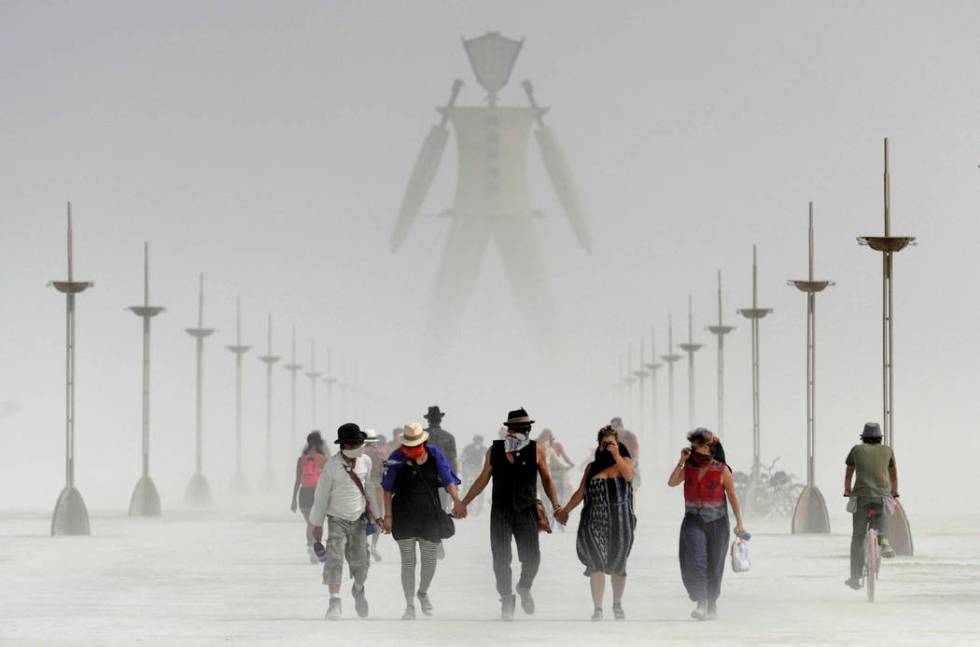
[291,431,329,562]
[668,429,746,621]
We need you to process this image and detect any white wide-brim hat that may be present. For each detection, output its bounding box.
[400,422,429,447]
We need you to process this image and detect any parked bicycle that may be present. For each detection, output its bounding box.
[734,458,803,518]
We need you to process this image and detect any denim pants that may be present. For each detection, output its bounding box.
[678,513,730,604]
[850,497,886,579]
[324,515,370,587]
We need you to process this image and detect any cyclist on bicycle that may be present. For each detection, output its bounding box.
[843,422,899,590]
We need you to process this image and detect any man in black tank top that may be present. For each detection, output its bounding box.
[456,408,564,620]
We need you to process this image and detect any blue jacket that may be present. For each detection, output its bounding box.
[382,444,461,493]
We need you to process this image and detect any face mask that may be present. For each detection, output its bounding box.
[690,451,711,467]
[504,431,531,453]
[401,445,426,461]
[342,447,364,459]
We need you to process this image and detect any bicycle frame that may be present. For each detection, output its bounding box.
[864,507,881,603]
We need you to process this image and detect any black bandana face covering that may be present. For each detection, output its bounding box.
[689,451,711,468]
[587,441,631,479]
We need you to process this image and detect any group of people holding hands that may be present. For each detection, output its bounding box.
[292,406,747,622]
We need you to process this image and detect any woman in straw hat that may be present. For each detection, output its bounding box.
[382,422,462,620]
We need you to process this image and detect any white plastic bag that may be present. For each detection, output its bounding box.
[730,539,750,573]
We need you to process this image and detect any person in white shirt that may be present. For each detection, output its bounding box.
[311,423,386,620]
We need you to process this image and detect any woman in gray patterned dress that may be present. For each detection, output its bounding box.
[556,426,636,621]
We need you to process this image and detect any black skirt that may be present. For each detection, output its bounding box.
[391,455,444,543]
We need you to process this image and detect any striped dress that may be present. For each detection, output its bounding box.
[576,477,636,577]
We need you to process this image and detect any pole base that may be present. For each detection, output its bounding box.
[184,472,213,507]
[791,485,831,534]
[886,499,914,556]
[128,475,162,516]
[51,486,91,536]
[229,471,250,496]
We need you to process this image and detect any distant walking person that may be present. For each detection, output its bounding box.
[291,431,328,563]
[844,422,899,590]
[310,423,387,620]
[556,426,636,621]
[423,406,459,500]
[460,434,488,516]
[382,422,462,620]
[456,407,564,620]
[668,428,746,621]
[611,417,641,487]
[363,429,388,562]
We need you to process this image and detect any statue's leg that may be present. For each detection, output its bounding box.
[425,214,494,352]
[491,216,558,351]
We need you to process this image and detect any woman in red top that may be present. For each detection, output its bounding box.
[667,428,746,621]
[291,431,329,563]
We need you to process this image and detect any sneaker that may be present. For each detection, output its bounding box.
[325,597,342,620]
[881,543,896,559]
[591,608,603,622]
[844,577,863,590]
[706,601,718,621]
[612,603,625,620]
[501,594,516,621]
[516,586,535,615]
[351,584,369,618]
[690,601,707,621]
[401,604,416,621]
[417,591,434,616]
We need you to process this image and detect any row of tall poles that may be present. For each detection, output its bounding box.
[48,211,368,535]
[612,139,915,553]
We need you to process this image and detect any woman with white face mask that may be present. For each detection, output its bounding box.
[310,423,387,621]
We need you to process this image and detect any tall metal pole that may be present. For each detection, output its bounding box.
[679,294,703,430]
[614,355,626,416]
[738,245,773,488]
[227,298,251,492]
[305,340,322,430]
[184,274,215,506]
[858,137,915,554]
[338,358,350,423]
[789,203,832,533]
[707,271,735,437]
[623,344,636,427]
[660,314,683,452]
[644,326,663,466]
[258,315,281,489]
[322,348,337,432]
[633,337,649,440]
[283,326,303,454]
[50,202,93,536]
[127,243,164,516]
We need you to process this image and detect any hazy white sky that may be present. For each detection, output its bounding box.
[1,1,978,512]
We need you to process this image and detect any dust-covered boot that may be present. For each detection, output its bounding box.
[690,600,708,621]
[417,591,434,616]
[325,597,342,620]
[501,594,516,621]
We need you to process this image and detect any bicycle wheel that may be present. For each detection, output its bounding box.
[865,529,878,603]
